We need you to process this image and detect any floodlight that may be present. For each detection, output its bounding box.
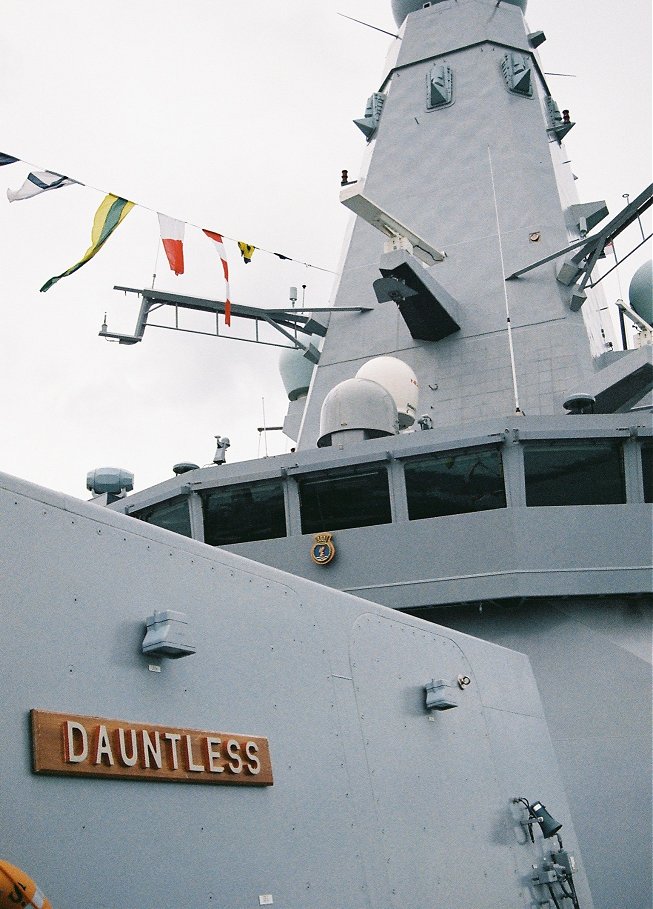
[142,610,196,659]
[530,801,563,838]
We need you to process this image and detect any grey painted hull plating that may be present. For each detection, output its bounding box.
[0,471,595,908]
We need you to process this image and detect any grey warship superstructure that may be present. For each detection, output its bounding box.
[102,1,652,906]
[1,1,651,907]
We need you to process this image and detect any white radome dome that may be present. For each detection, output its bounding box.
[356,356,419,429]
[279,346,315,401]
[629,260,653,326]
[318,377,399,447]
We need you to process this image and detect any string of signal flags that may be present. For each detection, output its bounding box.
[0,152,337,327]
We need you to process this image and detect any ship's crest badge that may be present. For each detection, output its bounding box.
[311,532,336,566]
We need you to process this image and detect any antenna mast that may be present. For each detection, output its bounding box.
[336,12,400,39]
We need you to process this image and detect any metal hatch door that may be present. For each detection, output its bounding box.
[350,613,524,909]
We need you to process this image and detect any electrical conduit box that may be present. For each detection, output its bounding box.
[142,610,196,659]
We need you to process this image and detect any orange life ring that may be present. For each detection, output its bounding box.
[0,861,53,909]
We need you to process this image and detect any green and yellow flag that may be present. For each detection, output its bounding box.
[40,194,134,292]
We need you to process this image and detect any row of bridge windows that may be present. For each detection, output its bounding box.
[133,439,652,545]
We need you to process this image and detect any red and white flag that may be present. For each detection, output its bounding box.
[203,229,231,326]
[158,213,185,275]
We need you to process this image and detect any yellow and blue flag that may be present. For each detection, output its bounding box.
[40,193,134,292]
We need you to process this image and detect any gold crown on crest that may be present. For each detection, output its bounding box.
[314,532,333,544]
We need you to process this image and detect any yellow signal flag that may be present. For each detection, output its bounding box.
[238,241,256,264]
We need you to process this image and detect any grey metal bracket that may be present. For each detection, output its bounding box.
[102,287,372,362]
[527,31,546,49]
[354,92,386,140]
[545,96,575,141]
[566,200,609,237]
[501,52,533,97]
[506,184,653,310]
[616,300,653,334]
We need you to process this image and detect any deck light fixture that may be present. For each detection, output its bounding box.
[142,610,196,659]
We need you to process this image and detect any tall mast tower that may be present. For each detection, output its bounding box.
[297,0,613,446]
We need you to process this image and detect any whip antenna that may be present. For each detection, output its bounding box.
[337,12,400,39]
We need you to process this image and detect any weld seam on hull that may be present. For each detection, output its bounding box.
[344,565,652,593]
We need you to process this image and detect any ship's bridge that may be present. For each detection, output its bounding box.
[108,414,652,608]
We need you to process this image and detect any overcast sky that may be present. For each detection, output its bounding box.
[0,0,651,498]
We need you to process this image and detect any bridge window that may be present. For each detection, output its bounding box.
[201,480,286,546]
[404,448,506,520]
[641,440,652,503]
[133,497,192,537]
[298,464,392,533]
[524,440,626,506]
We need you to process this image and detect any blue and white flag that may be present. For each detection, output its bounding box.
[0,153,19,166]
[7,170,78,202]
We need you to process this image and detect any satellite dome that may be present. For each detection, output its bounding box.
[279,345,315,401]
[356,356,419,428]
[391,0,527,27]
[629,260,653,326]
[318,377,399,447]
